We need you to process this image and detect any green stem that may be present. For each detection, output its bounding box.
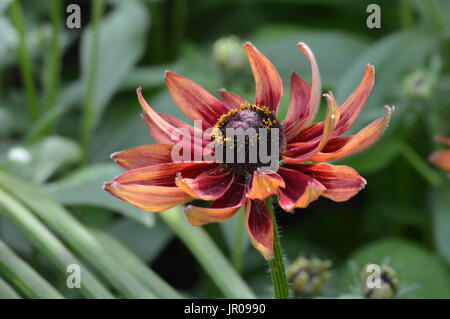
[170,0,186,60]
[232,208,246,272]
[400,142,444,187]
[10,0,40,119]
[81,0,105,165]
[399,0,414,28]
[43,0,62,114]
[266,196,290,299]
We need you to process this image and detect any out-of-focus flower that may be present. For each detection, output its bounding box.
[361,264,399,299]
[429,135,450,172]
[213,35,246,70]
[403,69,436,100]
[104,42,393,260]
[287,257,332,296]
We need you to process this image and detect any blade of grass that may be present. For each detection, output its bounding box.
[91,228,183,299]
[0,275,22,299]
[160,207,256,299]
[0,239,63,299]
[9,0,40,119]
[0,171,156,299]
[42,0,62,119]
[0,187,114,299]
[81,0,105,164]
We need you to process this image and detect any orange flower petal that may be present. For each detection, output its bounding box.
[138,88,206,153]
[175,167,234,200]
[286,163,367,202]
[245,199,273,260]
[436,135,450,147]
[277,167,325,211]
[184,180,246,226]
[297,42,321,125]
[112,162,217,186]
[247,170,285,200]
[429,150,450,171]
[309,105,393,162]
[219,89,248,109]
[243,42,283,112]
[165,72,228,127]
[283,92,340,162]
[111,144,174,169]
[333,64,375,136]
[104,181,191,212]
[283,72,311,137]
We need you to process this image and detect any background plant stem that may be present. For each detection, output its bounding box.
[10,0,40,120]
[81,0,105,164]
[43,0,62,122]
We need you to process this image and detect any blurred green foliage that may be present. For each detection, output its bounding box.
[0,0,449,298]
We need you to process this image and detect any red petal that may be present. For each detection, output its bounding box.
[104,181,191,212]
[245,199,273,260]
[138,88,206,154]
[436,135,450,147]
[333,64,375,136]
[309,105,393,161]
[297,43,321,124]
[175,167,234,200]
[429,150,450,171]
[219,89,248,110]
[286,163,366,202]
[111,144,174,169]
[243,42,283,112]
[247,170,285,200]
[165,71,228,127]
[283,92,340,161]
[111,162,217,186]
[283,72,311,136]
[184,178,246,226]
[277,167,325,211]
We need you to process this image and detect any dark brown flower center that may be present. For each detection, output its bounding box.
[212,103,285,177]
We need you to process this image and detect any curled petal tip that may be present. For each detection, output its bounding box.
[243,41,253,47]
[218,88,227,92]
[102,181,113,191]
[110,151,121,160]
[136,86,142,95]
[164,70,174,79]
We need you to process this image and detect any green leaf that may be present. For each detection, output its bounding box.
[91,228,182,299]
[340,238,450,298]
[252,27,371,87]
[0,171,156,299]
[336,30,439,131]
[0,238,63,299]
[80,0,150,131]
[220,207,249,272]
[108,218,172,263]
[0,187,114,299]
[0,275,21,299]
[334,138,402,174]
[0,136,81,184]
[160,207,256,299]
[431,187,450,266]
[43,163,154,227]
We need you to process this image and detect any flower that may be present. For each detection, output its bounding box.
[361,264,399,299]
[104,42,393,260]
[429,135,450,173]
[287,257,332,296]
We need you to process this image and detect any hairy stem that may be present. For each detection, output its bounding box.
[266,196,290,299]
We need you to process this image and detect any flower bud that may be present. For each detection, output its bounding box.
[213,36,245,71]
[402,69,436,100]
[360,264,399,299]
[287,257,332,296]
